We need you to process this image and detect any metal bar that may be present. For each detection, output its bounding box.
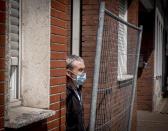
[105,9,142,31]
[89,2,105,131]
[128,25,143,131]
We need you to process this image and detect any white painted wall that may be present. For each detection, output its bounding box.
[21,0,50,108]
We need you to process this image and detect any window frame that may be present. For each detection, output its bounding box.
[72,0,81,56]
[8,0,22,106]
[117,0,128,80]
[7,0,51,109]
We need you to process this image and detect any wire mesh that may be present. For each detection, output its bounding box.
[89,2,142,131]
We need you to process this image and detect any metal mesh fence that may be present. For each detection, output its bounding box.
[89,2,143,131]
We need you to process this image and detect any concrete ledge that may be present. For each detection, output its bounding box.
[118,74,134,82]
[117,75,134,88]
[5,106,55,129]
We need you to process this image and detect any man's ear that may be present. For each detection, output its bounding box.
[66,69,71,77]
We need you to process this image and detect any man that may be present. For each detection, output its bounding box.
[66,55,86,131]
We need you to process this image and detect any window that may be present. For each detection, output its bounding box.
[9,0,21,102]
[72,0,81,55]
[7,0,50,108]
[118,0,128,80]
[5,0,54,128]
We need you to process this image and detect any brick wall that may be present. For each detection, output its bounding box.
[47,0,68,130]
[0,0,6,130]
[0,0,140,130]
[137,8,154,111]
[67,0,71,55]
[82,0,99,126]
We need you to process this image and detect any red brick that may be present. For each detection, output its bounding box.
[60,124,66,131]
[50,94,60,103]
[50,77,66,86]
[51,17,66,28]
[60,108,66,116]
[47,119,59,130]
[0,83,4,94]
[51,68,66,77]
[51,44,67,52]
[0,35,5,47]
[51,1,66,12]
[49,0,69,129]
[51,35,67,44]
[0,106,4,117]
[0,25,5,35]
[60,117,65,125]
[48,108,66,122]
[0,71,5,81]
[60,93,66,100]
[51,26,67,36]
[48,113,60,122]
[53,0,68,4]
[47,118,65,131]
[0,12,5,23]
[51,9,66,20]
[51,52,66,60]
[50,60,66,68]
[83,5,99,10]
[0,95,4,105]
[83,0,98,4]
[0,1,5,11]
[0,48,5,58]
[50,85,66,94]
[0,117,4,129]
[0,59,5,69]
[49,102,61,111]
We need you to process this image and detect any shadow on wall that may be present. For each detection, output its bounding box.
[5,120,48,131]
[138,10,154,78]
[137,3,155,111]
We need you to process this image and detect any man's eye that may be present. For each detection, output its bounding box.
[79,69,84,72]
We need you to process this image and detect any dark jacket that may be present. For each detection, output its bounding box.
[66,81,86,131]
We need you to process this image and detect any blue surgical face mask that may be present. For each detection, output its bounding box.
[67,70,87,86]
[76,73,87,86]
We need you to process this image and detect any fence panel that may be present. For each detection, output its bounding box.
[89,2,143,131]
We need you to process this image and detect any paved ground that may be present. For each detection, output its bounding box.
[137,110,168,131]
[159,98,168,114]
[137,98,168,131]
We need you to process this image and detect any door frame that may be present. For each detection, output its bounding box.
[153,7,164,111]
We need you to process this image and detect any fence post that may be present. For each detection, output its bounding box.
[89,2,105,131]
[128,25,143,131]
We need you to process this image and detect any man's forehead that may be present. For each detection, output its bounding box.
[73,61,85,68]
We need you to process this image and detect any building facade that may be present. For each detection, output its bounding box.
[137,0,168,112]
[0,0,159,131]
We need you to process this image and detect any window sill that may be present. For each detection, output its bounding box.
[8,99,22,107]
[5,106,55,129]
[117,74,134,82]
[117,75,134,88]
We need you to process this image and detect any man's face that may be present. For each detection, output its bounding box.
[67,60,85,80]
[72,61,85,75]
